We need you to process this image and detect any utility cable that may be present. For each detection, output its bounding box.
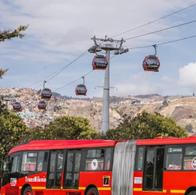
[54,70,93,91]
[46,50,88,82]
[125,19,196,41]
[29,50,88,88]
[113,1,196,37]
[128,34,196,50]
[54,55,116,92]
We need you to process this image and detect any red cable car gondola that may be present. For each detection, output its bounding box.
[143,45,160,72]
[75,76,87,96]
[38,100,47,110]
[143,55,160,72]
[92,55,108,70]
[12,102,22,112]
[75,84,87,96]
[41,88,52,99]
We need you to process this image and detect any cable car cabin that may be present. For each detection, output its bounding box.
[143,55,160,72]
[12,102,22,112]
[38,100,47,110]
[75,84,87,96]
[41,88,52,99]
[92,55,108,70]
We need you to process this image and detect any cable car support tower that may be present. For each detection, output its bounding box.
[89,36,128,134]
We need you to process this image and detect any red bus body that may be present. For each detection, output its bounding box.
[1,137,196,195]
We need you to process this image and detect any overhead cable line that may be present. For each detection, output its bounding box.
[128,34,196,50]
[28,50,88,89]
[31,34,196,90]
[46,50,88,82]
[29,79,43,88]
[113,1,196,37]
[125,19,196,41]
[55,33,196,92]
[54,70,93,91]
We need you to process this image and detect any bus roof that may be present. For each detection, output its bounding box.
[8,136,196,155]
[136,136,196,145]
[9,140,117,155]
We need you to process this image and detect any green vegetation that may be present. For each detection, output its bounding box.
[0,25,28,42]
[0,100,188,160]
[0,103,27,161]
[0,104,98,160]
[106,111,187,140]
[0,25,28,78]
[28,116,98,140]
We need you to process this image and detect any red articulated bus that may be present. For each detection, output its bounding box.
[1,137,196,195]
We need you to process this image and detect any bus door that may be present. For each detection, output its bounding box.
[2,152,22,195]
[64,150,81,189]
[47,150,64,189]
[143,146,164,191]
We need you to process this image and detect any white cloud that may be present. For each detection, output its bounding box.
[0,0,193,95]
[179,62,196,88]
[113,72,160,96]
[0,0,187,50]
[115,82,158,96]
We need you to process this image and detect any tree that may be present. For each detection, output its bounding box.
[0,97,7,114]
[0,109,27,160]
[0,25,28,42]
[106,111,187,140]
[28,116,98,140]
[0,25,28,78]
[0,68,8,79]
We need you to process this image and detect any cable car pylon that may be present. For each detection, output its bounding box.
[89,36,128,134]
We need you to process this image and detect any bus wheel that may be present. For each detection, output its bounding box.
[85,187,99,195]
[22,186,32,195]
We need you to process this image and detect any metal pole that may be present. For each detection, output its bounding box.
[101,50,110,134]
[43,80,46,89]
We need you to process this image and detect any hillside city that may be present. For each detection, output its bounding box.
[1,88,196,135]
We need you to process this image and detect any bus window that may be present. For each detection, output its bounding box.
[184,145,196,170]
[135,147,144,171]
[84,148,113,171]
[57,153,64,171]
[104,148,113,170]
[85,149,105,171]
[3,157,10,172]
[56,152,64,187]
[185,145,196,155]
[143,147,164,191]
[64,150,81,189]
[47,150,64,189]
[47,152,56,188]
[21,152,37,172]
[166,147,182,170]
[65,152,74,186]
[73,152,81,187]
[144,148,155,189]
[37,151,45,172]
[11,154,21,173]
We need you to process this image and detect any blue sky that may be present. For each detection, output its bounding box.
[0,0,196,97]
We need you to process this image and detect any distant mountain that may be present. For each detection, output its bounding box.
[134,94,161,98]
[0,88,196,135]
